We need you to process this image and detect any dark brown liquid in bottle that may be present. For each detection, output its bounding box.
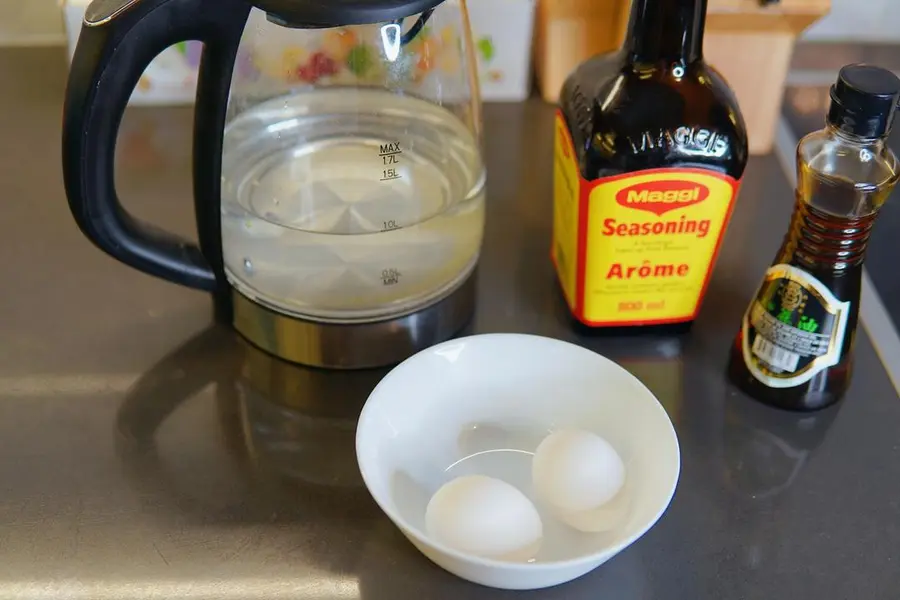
[728,170,880,411]
[559,0,749,335]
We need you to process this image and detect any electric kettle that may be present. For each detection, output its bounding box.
[62,0,485,369]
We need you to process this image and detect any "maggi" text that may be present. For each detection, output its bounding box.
[615,180,711,216]
[625,187,701,204]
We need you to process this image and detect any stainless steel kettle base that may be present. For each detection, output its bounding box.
[231,274,476,369]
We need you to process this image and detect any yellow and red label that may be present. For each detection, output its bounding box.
[551,111,740,326]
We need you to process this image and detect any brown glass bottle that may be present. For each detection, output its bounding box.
[553,0,749,335]
[729,64,900,411]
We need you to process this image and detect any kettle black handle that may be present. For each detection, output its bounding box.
[62,0,251,291]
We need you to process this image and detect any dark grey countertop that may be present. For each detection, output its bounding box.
[1,47,899,600]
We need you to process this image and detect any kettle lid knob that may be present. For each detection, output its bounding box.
[258,0,448,27]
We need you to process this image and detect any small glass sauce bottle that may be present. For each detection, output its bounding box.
[729,64,900,411]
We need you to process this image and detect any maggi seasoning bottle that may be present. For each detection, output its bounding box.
[552,0,749,333]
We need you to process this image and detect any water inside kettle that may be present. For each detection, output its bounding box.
[220,87,485,322]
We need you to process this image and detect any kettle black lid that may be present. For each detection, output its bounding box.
[827,63,900,139]
[260,0,446,27]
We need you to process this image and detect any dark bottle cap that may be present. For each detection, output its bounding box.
[827,64,900,139]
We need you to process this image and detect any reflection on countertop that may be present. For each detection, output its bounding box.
[720,392,841,571]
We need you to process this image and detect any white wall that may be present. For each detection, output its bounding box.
[0,0,65,46]
[803,0,900,42]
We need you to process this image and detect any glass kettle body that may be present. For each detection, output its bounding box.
[62,0,485,369]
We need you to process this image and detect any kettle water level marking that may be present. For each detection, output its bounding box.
[382,268,402,286]
[380,141,404,183]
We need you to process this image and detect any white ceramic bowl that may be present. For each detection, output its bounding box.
[355,334,680,590]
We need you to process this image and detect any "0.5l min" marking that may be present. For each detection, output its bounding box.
[382,268,402,286]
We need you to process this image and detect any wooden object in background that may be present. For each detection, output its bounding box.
[532,0,630,105]
[704,0,831,154]
[532,0,831,154]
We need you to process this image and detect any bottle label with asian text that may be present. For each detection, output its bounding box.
[551,111,740,326]
[741,264,851,388]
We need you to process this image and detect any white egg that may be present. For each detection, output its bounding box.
[533,429,626,513]
[425,475,543,562]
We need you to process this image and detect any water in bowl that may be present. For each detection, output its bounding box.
[394,422,634,563]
